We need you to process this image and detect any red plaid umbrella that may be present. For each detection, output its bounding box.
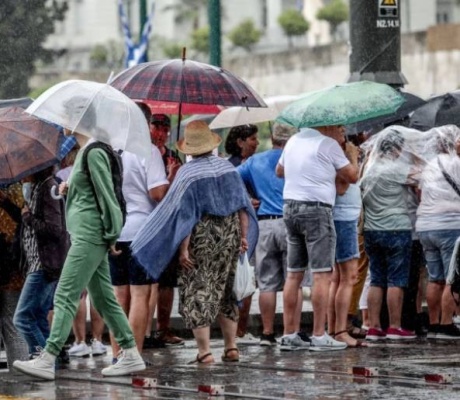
[0,107,62,185]
[110,54,266,140]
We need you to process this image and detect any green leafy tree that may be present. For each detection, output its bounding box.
[278,9,310,48]
[161,42,185,59]
[316,0,349,41]
[0,0,68,98]
[227,19,262,52]
[191,26,210,55]
[89,45,109,69]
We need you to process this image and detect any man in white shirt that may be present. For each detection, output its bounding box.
[276,125,358,351]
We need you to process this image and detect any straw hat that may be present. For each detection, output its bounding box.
[177,120,221,156]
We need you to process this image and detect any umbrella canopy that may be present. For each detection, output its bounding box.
[346,92,426,135]
[276,81,406,129]
[109,55,266,140]
[209,95,300,129]
[144,100,223,115]
[0,97,33,110]
[0,107,62,185]
[26,80,151,159]
[410,90,460,131]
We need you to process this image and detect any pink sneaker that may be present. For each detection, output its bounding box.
[366,328,386,341]
[385,327,416,340]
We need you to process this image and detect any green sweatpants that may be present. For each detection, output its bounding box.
[45,239,135,355]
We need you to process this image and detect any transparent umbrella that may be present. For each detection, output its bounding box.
[26,80,151,159]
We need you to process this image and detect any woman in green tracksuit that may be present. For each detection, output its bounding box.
[13,130,146,380]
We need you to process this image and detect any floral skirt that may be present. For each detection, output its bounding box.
[178,213,240,329]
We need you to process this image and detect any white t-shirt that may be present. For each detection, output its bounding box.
[279,128,350,205]
[118,145,169,242]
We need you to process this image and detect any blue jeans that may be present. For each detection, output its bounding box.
[13,270,57,354]
[364,230,412,288]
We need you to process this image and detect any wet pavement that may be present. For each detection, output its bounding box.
[2,337,460,399]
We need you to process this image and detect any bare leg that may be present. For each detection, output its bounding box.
[368,286,384,329]
[90,301,105,341]
[294,288,303,332]
[440,284,456,325]
[145,284,158,336]
[327,267,339,335]
[259,292,276,335]
[283,272,304,335]
[129,285,151,351]
[387,287,404,329]
[157,286,174,332]
[72,295,87,343]
[191,326,214,363]
[426,282,443,324]
[236,295,252,337]
[311,271,332,337]
[219,315,238,350]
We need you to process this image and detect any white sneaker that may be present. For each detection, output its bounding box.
[453,315,460,327]
[310,333,348,351]
[236,332,258,345]
[101,347,146,377]
[68,341,90,357]
[280,334,311,351]
[13,350,56,380]
[91,339,107,356]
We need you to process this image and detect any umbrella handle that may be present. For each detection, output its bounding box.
[51,185,63,200]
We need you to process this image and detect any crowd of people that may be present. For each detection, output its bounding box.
[1,100,460,380]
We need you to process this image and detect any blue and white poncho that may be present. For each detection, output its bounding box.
[131,155,258,280]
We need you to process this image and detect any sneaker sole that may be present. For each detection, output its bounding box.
[69,353,90,357]
[91,351,107,356]
[435,334,460,340]
[13,363,55,380]
[310,345,347,352]
[101,363,146,377]
[386,335,417,340]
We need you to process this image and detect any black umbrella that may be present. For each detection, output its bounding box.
[410,90,460,131]
[346,92,426,135]
[0,97,33,110]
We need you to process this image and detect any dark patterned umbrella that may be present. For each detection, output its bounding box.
[0,107,62,185]
[110,52,266,140]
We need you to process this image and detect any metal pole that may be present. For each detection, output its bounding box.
[208,0,221,66]
[139,0,148,61]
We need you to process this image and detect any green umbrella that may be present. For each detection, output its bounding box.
[276,81,406,128]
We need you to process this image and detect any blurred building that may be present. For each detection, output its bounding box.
[43,0,460,73]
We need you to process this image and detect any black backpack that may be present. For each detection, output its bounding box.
[81,142,127,226]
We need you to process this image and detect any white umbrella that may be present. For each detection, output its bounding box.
[26,80,151,159]
[209,95,300,129]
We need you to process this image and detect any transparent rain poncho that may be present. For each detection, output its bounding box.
[359,124,460,231]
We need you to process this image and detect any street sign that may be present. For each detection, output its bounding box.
[378,0,398,18]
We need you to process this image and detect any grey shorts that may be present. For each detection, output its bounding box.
[283,200,336,273]
[255,218,287,292]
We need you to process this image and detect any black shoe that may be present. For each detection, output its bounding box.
[56,348,70,365]
[143,336,166,349]
[297,331,312,344]
[260,333,277,346]
[437,324,460,339]
[427,324,440,339]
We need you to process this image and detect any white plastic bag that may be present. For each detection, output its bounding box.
[233,253,256,301]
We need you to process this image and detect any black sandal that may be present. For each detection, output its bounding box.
[188,352,213,364]
[221,348,239,362]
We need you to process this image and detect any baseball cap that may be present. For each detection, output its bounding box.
[150,114,171,126]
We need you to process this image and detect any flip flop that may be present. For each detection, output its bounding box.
[188,352,213,364]
[335,330,368,348]
[221,348,239,362]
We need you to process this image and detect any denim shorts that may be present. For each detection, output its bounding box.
[283,200,336,273]
[418,230,460,282]
[334,219,359,263]
[109,242,153,286]
[364,230,412,288]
